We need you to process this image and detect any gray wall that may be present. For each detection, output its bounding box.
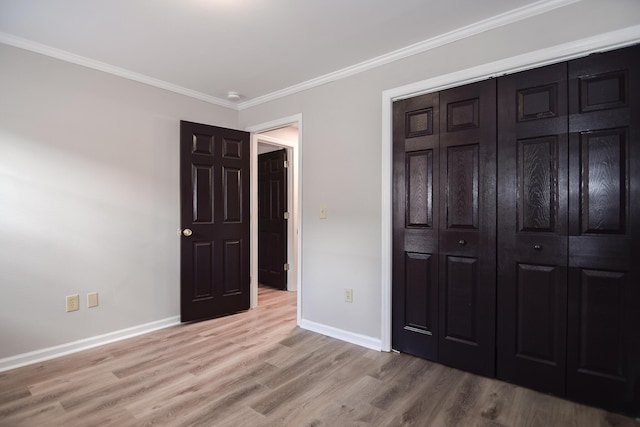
[0,44,237,358]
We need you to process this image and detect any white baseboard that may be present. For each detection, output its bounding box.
[299,319,382,351]
[0,316,181,372]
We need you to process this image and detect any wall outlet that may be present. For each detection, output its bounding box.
[344,288,353,303]
[66,294,79,312]
[87,292,99,308]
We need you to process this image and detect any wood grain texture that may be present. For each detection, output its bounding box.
[0,287,636,427]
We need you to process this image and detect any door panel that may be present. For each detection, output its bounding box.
[392,92,440,360]
[567,45,640,415]
[258,149,288,289]
[438,79,496,377]
[497,62,569,395]
[180,121,250,322]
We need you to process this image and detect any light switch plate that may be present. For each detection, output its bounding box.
[87,292,99,308]
[320,205,327,219]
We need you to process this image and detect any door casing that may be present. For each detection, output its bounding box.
[247,115,302,325]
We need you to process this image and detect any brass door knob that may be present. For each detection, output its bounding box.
[182,228,193,237]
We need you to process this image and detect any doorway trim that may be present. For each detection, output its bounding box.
[380,27,640,352]
[246,114,303,325]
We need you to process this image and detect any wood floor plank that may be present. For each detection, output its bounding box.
[0,287,637,427]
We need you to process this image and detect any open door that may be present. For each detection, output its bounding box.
[180,121,250,322]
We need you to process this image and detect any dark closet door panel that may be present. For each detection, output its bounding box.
[496,62,568,395]
[392,93,440,360]
[438,79,496,377]
[567,44,640,416]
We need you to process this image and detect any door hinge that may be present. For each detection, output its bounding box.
[284,263,290,271]
[284,212,290,219]
[284,160,290,168]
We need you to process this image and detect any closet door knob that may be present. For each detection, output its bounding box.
[534,244,542,251]
[183,228,193,237]
[458,239,466,246]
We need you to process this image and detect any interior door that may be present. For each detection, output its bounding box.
[438,79,496,377]
[497,62,569,395]
[180,121,250,322]
[258,149,288,289]
[566,45,640,415]
[392,92,440,360]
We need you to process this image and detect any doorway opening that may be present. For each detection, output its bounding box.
[247,115,302,324]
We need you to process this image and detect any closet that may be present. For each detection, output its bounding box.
[392,44,639,416]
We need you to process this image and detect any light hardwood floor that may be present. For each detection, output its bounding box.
[0,287,637,427]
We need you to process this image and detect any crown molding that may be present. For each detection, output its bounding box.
[0,31,237,109]
[0,0,582,111]
[237,0,581,110]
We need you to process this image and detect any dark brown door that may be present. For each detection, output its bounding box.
[566,45,640,415]
[437,80,497,377]
[497,62,569,395]
[180,121,250,322]
[258,149,288,289]
[392,92,440,360]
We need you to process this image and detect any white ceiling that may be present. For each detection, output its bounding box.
[0,0,574,108]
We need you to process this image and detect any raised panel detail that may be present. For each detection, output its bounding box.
[518,84,557,121]
[193,242,214,299]
[577,269,626,381]
[192,165,213,223]
[223,240,242,295]
[516,264,558,364]
[518,136,557,232]
[192,133,213,155]
[580,129,626,234]
[447,144,478,229]
[445,256,478,345]
[404,252,433,334]
[223,138,242,159]
[447,98,479,132]
[406,150,433,227]
[224,167,242,223]
[405,108,433,138]
[580,71,627,112]
[270,180,282,220]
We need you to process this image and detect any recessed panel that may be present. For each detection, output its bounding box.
[580,71,627,112]
[518,84,557,121]
[223,138,242,159]
[405,108,433,138]
[224,167,242,223]
[518,136,557,232]
[406,150,433,228]
[447,98,479,132]
[192,165,214,223]
[516,264,558,364]
[580,129,626,234]
[192,133,213,155]
[193,242,214,299]
[223,240,242,295]
[445,256,478,345]
[404,252,433,334]
[270,180,282,220]
[578,269,626,381]
[270,157,284,172]
[447,144,479,229]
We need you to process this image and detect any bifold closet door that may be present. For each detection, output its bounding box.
[496,62,569,396]
[392,92,440,360]
[438,80,497,377]
[567,44,640,416]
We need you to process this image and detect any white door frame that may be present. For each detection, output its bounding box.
[380,28,640,352]
[246,114,303,326]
